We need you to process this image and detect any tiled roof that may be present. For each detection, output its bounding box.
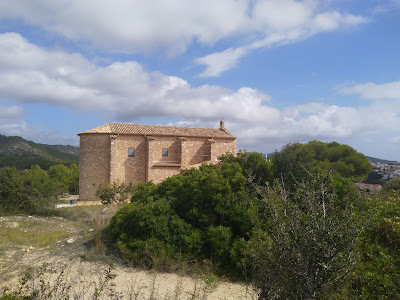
[78,122,235,139]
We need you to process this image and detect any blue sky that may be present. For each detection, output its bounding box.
[0,0,399,160]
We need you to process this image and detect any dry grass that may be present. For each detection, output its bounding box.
[0,206,258,299]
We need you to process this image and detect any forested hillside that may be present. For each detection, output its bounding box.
[0,134,79,169]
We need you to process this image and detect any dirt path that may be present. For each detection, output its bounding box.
[0,214,258,299]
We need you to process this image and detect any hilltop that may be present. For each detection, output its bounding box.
[365,156,399,165]
[0,134,79,170]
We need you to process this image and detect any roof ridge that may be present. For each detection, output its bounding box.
[78,122,235,138]
[109,122,221,130]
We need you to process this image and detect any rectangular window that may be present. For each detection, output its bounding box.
[162,148,168,156]
[128,147,135,157]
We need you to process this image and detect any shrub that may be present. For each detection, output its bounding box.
[344,193,400,299]
[107,162,256,275]
[249,171,364,299]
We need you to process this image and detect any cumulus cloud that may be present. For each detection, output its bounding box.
[1,32,399,153]
[338,81,400,100]
[0,0,365,74]
[0,105,25,119]
[0,0,251,55]
[196,2,366,77]
[0,104,78,145]
[0,33,276,123]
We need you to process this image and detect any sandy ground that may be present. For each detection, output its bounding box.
[0,215,259,299]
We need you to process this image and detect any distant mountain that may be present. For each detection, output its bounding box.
[0,134,79,170]
[365,156,399,165]
[37,143,80,156]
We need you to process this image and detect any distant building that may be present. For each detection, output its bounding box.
[78,121,236,202]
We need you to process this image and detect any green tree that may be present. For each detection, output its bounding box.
[219,151,273,186]
[0,167,24,210]
[96,181,133,207]
[22,165,58,211]
[48,163,79,194]
[271,141,372,186]
[271,142,314,190]
[107,162,256,274]
[250,171,364,299]
[382,177,400,192]
[344,193,400,299]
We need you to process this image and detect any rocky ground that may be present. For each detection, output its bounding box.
[0,209,258,299]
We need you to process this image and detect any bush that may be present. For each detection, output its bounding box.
[344,193,400,299]
[382,177,400,193]
[96,181,133,207]
[249,171,364,299]
[0,163,78,214]
[107,162,256,275]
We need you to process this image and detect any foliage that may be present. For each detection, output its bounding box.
[271,141,372,187]
[219,151,273,186]
[0,164,78,214]
[107,162,256,274]
[343,193,400,299]
[48,163,79,194]
[382,177,400,192]
[0,134,78,170]
[249,171,364,299]
[96,181,134,207]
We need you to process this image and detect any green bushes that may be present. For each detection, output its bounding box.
[107,162,257,275]
[0,164,78,214]
[100,143,398,298]
[249,172,365,299]
[344,193,400,299]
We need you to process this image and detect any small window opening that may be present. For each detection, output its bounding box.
[162,148,168,156]
[128,148,135,157]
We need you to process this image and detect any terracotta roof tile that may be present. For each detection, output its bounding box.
[78,122,235,139]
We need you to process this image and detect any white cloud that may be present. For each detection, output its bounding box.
[0,0,251,56]
[196,2,367,77]
[0,105,78,145]
[1,33,399,155]
[0,105,25,119]
[0,0,365,74]
[195,47,249,77]
[338,81,400,100]
[0,33,277,123]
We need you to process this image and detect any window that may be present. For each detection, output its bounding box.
[162,148,168,156]
[128,147,135,157]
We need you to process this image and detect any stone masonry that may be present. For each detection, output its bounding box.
[78,121,236,201]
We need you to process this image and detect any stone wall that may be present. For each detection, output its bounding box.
[147,136,181,183]
[213,138,237,159]
[152,136,180,163]
[184,137,211,166]
[149,166,181,184]
[79,134,111,201]
[79,133,236,201]
[110,135,147,184]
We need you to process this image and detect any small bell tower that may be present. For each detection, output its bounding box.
[219,118,230,134]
